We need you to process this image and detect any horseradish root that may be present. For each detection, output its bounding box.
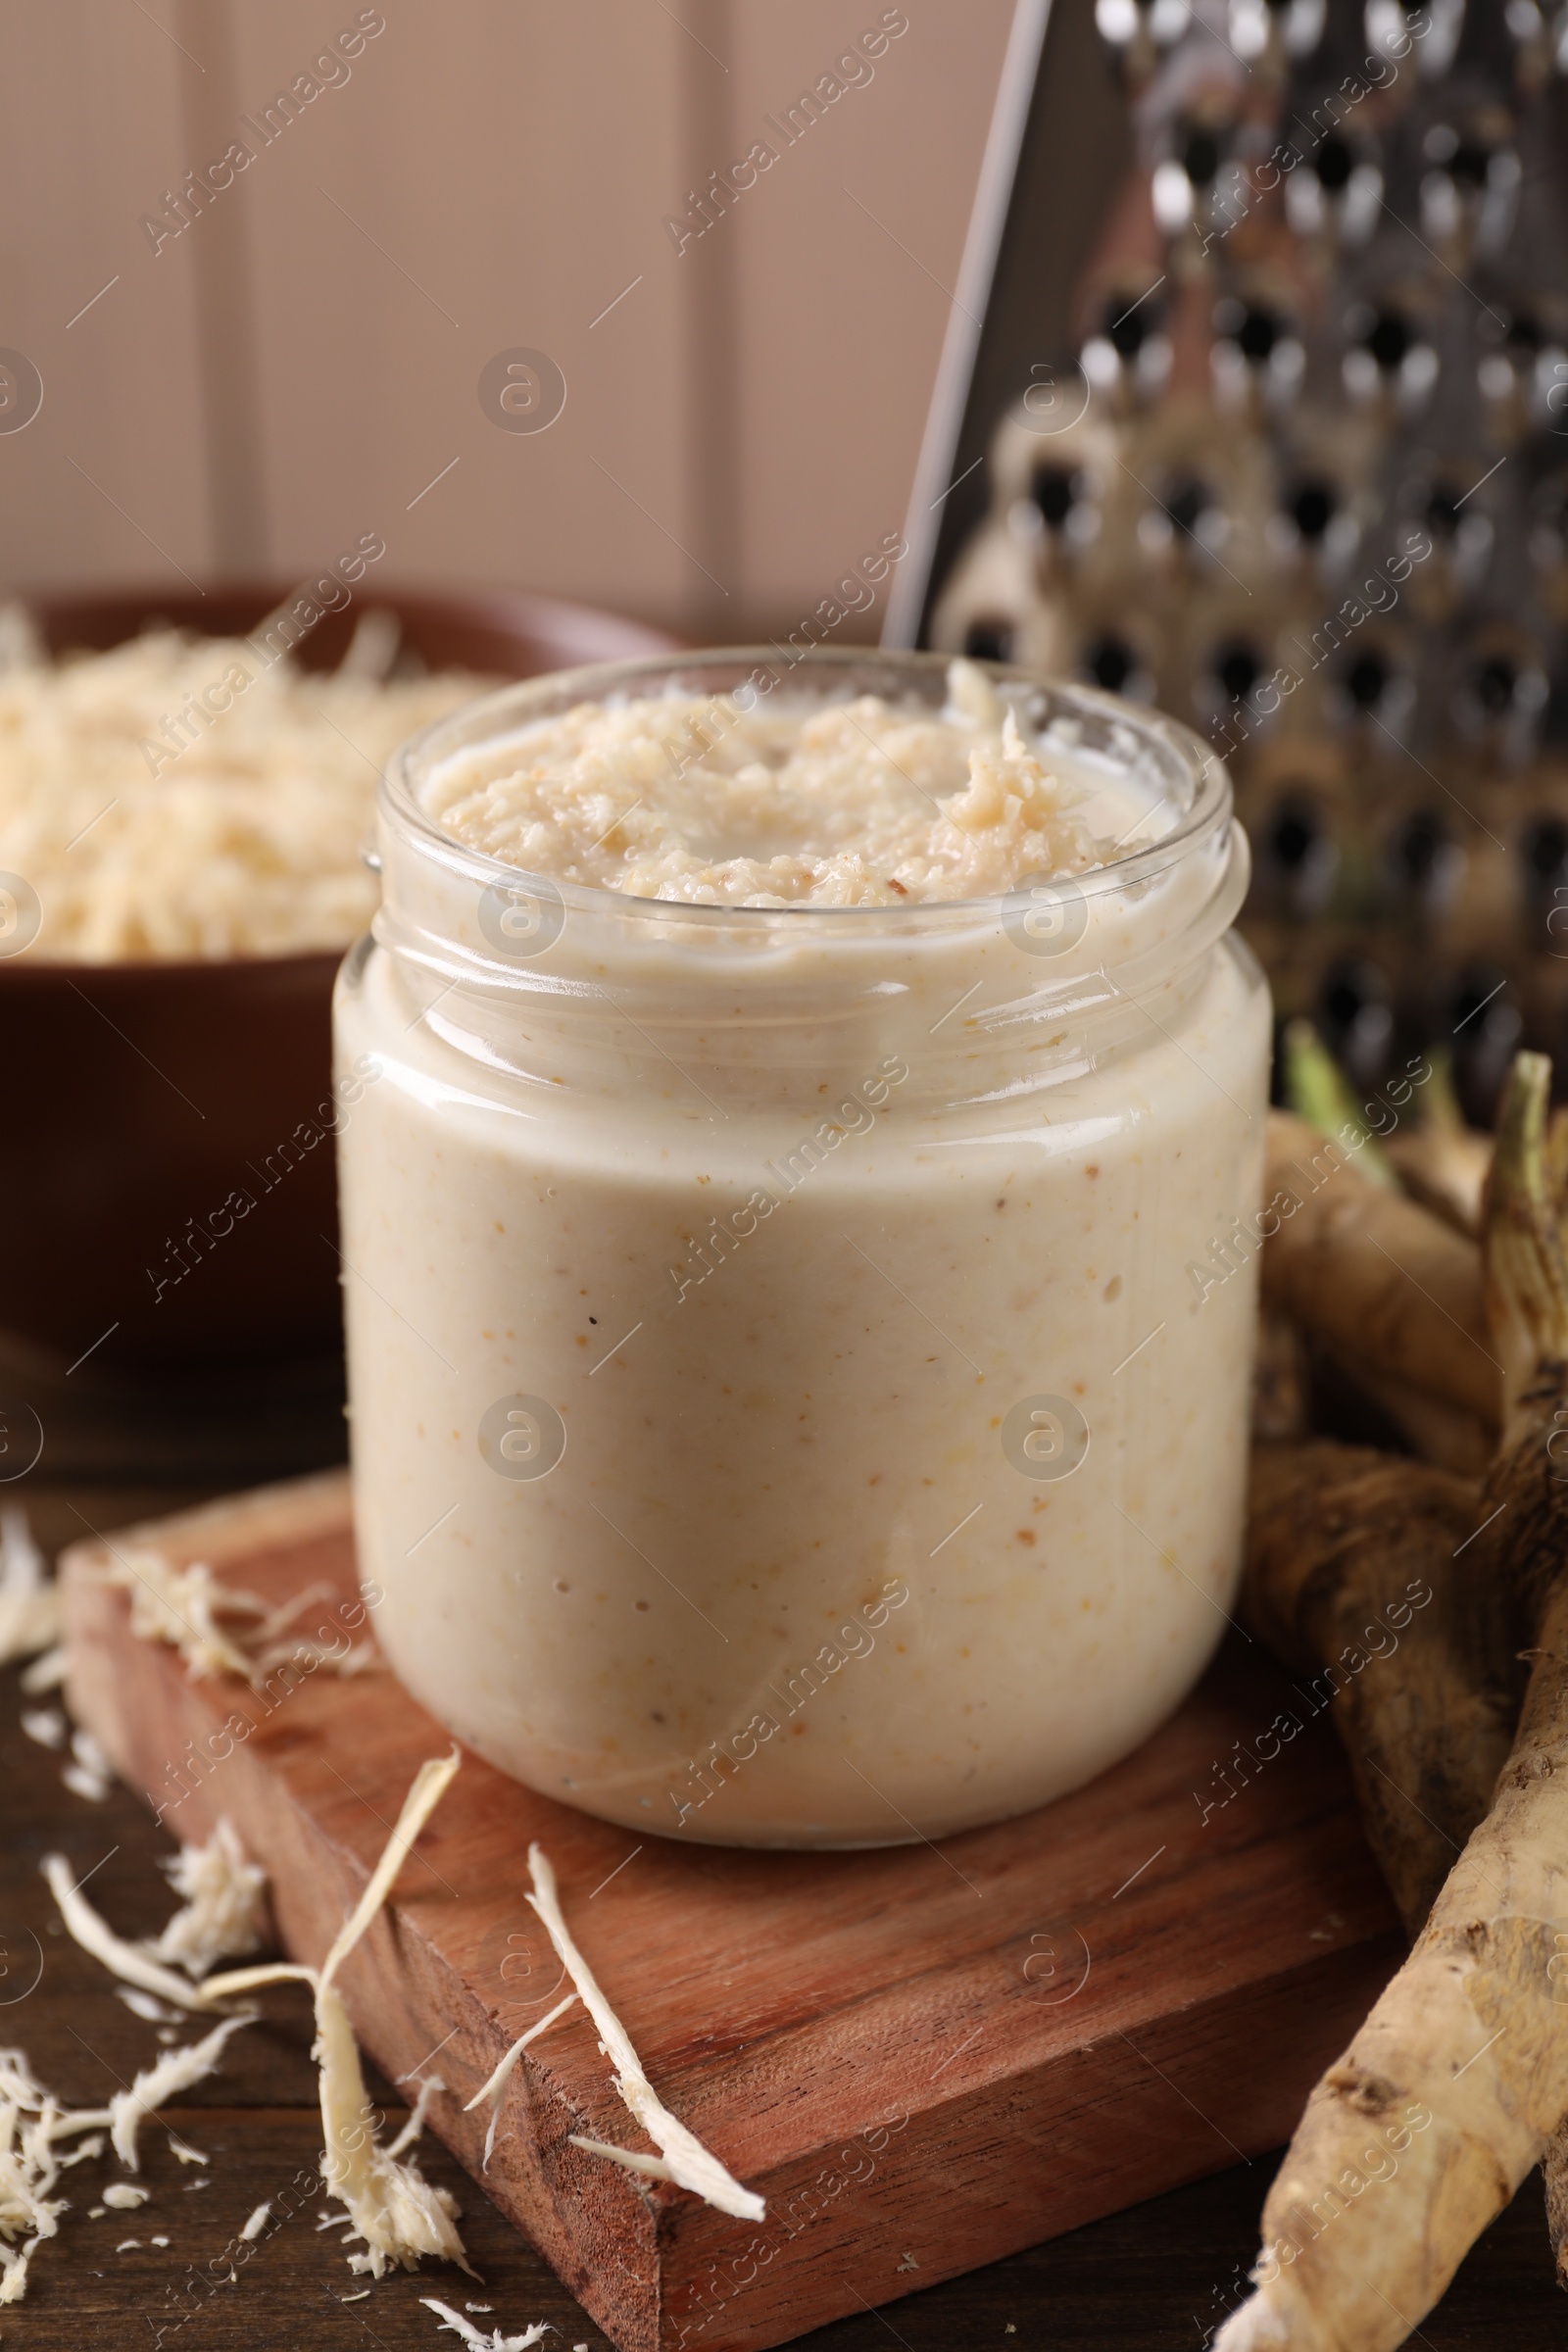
[1386,1130,1490,1239]
[1244,1440,1511,1935]
[1308,1351,1492,1477]
[1219,1054,1568,2348]
[1262,1112,1498,1431]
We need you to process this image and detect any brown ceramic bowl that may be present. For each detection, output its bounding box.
[2,584,679,1380]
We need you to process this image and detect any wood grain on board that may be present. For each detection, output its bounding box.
[62,1469,1404,2352]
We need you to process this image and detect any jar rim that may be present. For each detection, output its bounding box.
[380,645,1231,932]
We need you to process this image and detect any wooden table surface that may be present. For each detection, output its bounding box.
[7,1473,1562,2350]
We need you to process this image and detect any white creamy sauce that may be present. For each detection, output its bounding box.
[338,666,1266,1845]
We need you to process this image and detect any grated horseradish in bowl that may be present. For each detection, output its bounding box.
[339,647,1270,1846]
[0,586,676,1379]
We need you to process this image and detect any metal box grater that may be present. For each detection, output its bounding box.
[887,0,1568,1118]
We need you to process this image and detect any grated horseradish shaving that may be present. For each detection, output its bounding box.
[41,1853,220,2015]
[6,1763,481,2306]
[99,1548,270,1681]
[462,1990,578,2171]
[109,2016,255,2172]
[99,2182,148,2210]
[419,2297,551,2350]
[20,1645,67,1693]
[238,2199,271,2240]
[566,2133,675,2181]
[93,1546,381,1687]
[525,1843,765,2222]
[0,616,481,960]
[202,1747,475,2281]
[150,1818,268,1979]
[41,1818,269,2013]
[20,1706,66,1749]
[116,1989,185,2026]
[0,2049,115,2305]
[61,1727,114,1802]
[386,2075,446,2161]
[0,1508,57,1670]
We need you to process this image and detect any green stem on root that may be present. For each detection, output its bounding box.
[1483,1052,1568,1445]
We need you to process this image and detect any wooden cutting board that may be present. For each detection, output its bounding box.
[60,1472,1402,2352]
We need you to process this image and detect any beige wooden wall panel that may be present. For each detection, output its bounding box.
[0,0,212,596]
[221,0,704,628]
[0,2,1015,636]
[722,0,1014,631]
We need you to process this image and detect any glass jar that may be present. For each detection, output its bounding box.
[334,648,1268,1847]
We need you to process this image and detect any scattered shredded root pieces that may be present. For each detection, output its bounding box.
[419,2297,551,2350]
[62,1729,114,1802]
[44,1818,270,2014]
[0,1507,58,1669]
[19,1644,67,1693]
[239,2199,271,2241]
[167,2133,208,2166]
[109,2015,255,2172]
[318,1983,470,2279]
[0,2118,62,2304]
[568,2134,675,2181]
[151,1819,269,1979]
[199,1748,476,2282]
[94,1544,378,1686]
[525,1842,764,2222]
[116,1989,184,2026]
[34,1755,472,2290]
[387,2075,445,2161]
[318,1750,462,1988]
[99,1547,269,1681]
[463,1992,578,2171]
[20,1706,66,1750]
[310,1751,473,2279]
[100,2182,148,2210]
[0,2049,113,2306]
[41,1853,215,2014]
